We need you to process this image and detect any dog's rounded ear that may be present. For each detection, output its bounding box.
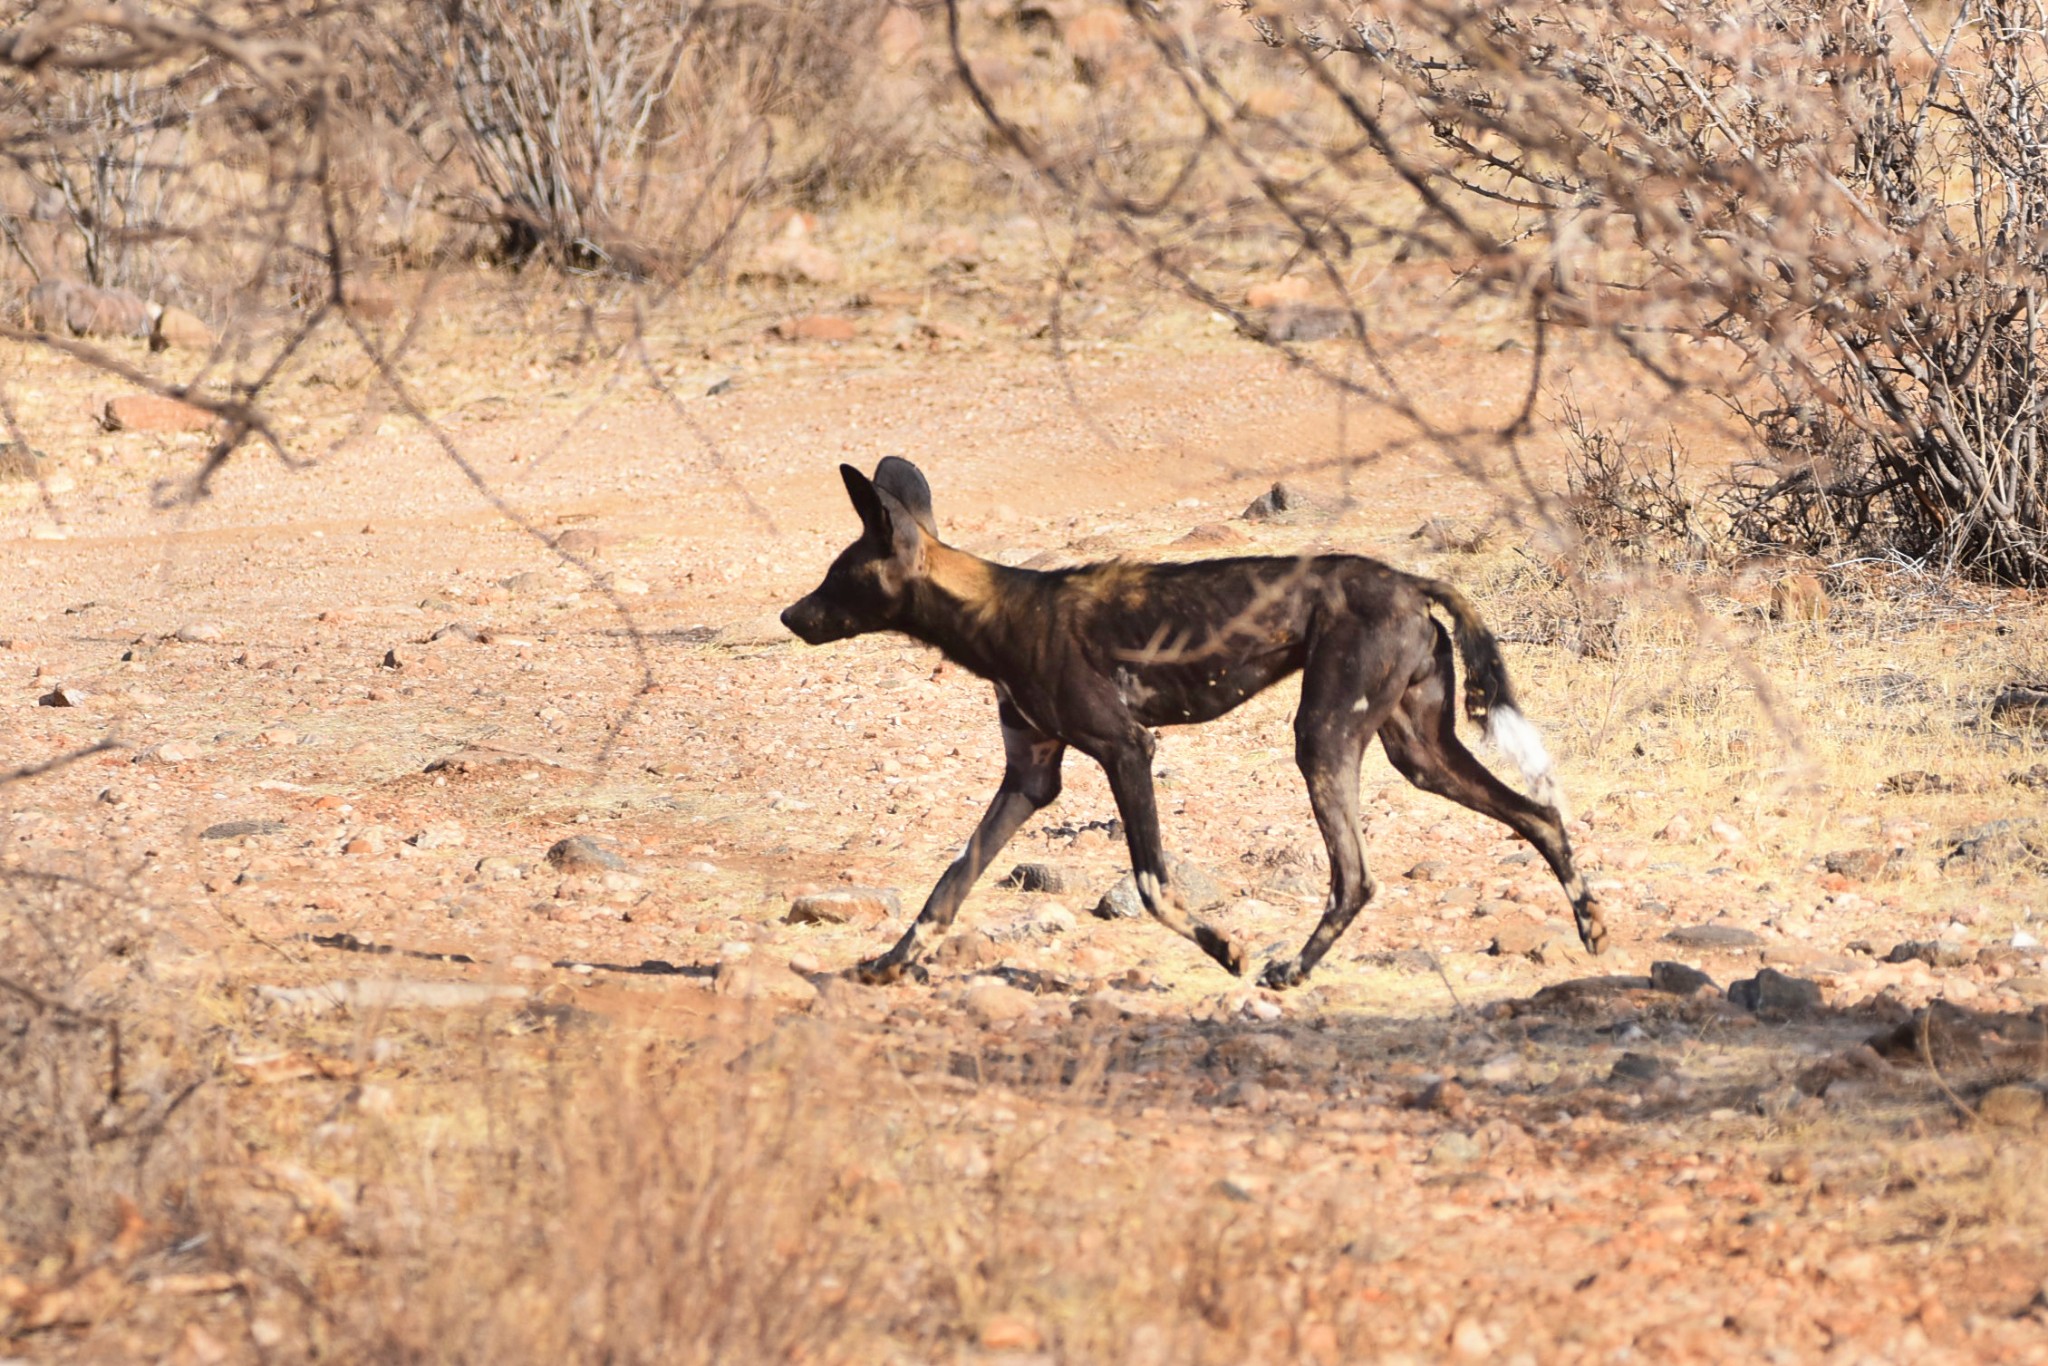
[873,457,937,538]
[840,463,889,539]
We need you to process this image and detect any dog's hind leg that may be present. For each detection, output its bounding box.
[853,705,1064,984]
[1096,726,1246,977]
[1260,629,1406,990]
[1380,626,1607,954]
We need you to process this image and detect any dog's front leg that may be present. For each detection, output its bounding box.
[1098,729,1246,978]
[853,718,1064,984]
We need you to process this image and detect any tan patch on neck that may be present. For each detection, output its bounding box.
[925,542,998,616]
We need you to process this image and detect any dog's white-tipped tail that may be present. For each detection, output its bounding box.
[1486,704,1566,816]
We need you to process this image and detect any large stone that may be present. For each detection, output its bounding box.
[1977,1084,2045,1129]
[103,394,213,433]
[1824,847,1890,880]
[1241,480,1330,522]
[999,862,1070,894]
[713,959,818,1007]
[1661,923,1761,950]
[1649,960,1716,995]
[1770,572,1830,622]
[775,313,856,342]
[1727,968,1822,1015]
[1490,921,1566,962]
[27,278,150,338]
[544,836,628,873]
[963,977,1037,1024]
[202,819,286,840]
[150,305,214,352]
[1245,277,1313,309]
[1094,854,1226,919]
[787,887,900,927]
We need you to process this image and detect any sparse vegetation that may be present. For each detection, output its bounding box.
[4,1,2048,1361]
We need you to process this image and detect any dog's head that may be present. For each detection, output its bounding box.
[781,458,937,645]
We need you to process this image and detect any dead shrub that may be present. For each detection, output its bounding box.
[372,0,922,275]
[949,0,2048,583]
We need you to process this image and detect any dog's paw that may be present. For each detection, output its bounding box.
[1194,924,1247,977]
[1575,899,1609,956]
[849,956,926,986]
[1258,957,1307,991]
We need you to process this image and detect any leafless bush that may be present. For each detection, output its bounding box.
[372,0,917,275]
[0,758,210,1289]
[946,0,2048,582]
[1560,400,1721,566]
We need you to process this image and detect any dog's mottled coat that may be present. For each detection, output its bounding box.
[781,459,1606,986]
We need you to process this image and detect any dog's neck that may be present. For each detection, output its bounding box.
[899,541,1034,678]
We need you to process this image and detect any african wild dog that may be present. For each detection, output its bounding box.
[781,458,1606,988]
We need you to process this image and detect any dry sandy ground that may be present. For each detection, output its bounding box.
[4,276,2048,1362]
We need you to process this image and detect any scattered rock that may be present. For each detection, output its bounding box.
[257,978,528,1015]
[553,527,608,557]
[999,863,1071,894]
[1609,1052,1669,1085]
[713,959,818,1007]
[1245,277,1313,310]
[926,226,981,266]
[27,278,150,337]
[1885,939,1972,968]
[1660,923,1761,950]
[1094,854,1226,919]
[1241,480,1330,522]
[102,394,214,433]
[1489,921,1566,962]
[133,742,196,766]
[753,215,842,286]
[1794,1043,1894,1096]
[1171,522,1248,550]
[423,745,579,776]
[964,977,1037,1024]
[787,887,900,927]
[201,819,285,840]
[1649,961,1716,995]
[1260,303,1351,342]
[1977,1084,2045,1129]
[978,1314,1043,1353]
[1942,819,2046,874]
[1413,1079,1467,1115]
[1824,848,1889,880]
[1035,904,1077,935]
[877,4,926,64]
[545,836,628,874]
[1770,572,1830,622]
[1527,974,1655,1007]
[1727,968,1822,1015]
[0,442,45,481]
[1990,684,2048,727]
[150,305,214,352]
[36,684,85,707]
[336,273,398,321]
[175,621,224,643]
[1428,1130,1481,1164]
[775,314,857,343]
[1409,516,1496,553]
